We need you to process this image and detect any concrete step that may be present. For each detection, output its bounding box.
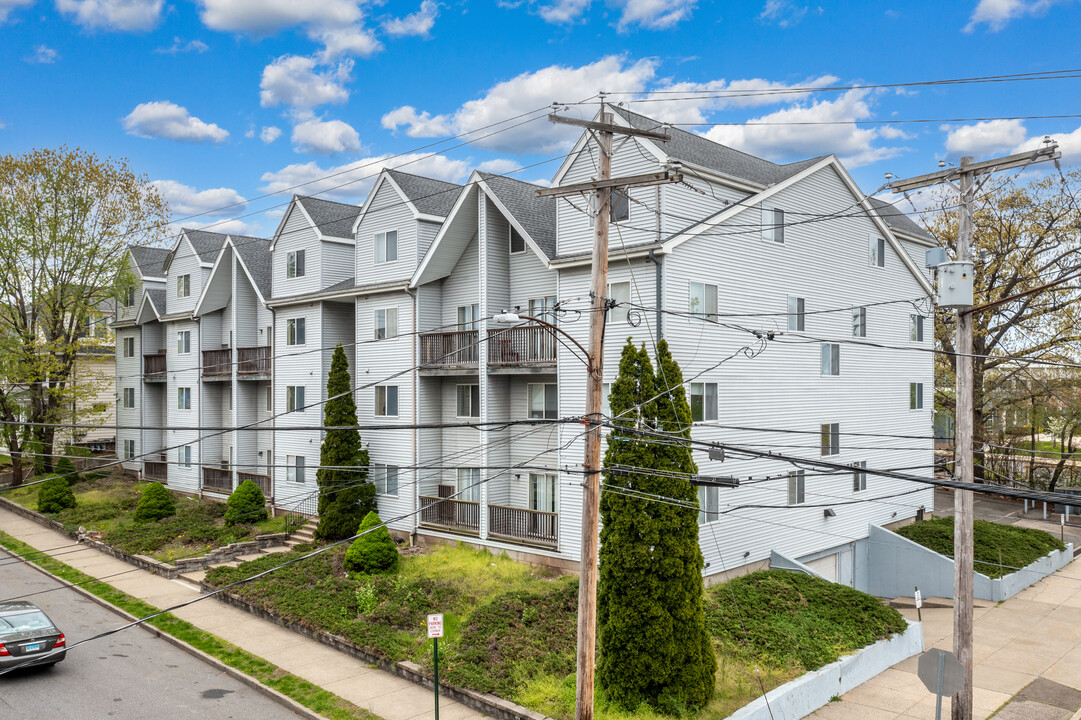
[890,596,994,610]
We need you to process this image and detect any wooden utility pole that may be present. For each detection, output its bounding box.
[889,143,1059,720]
[537,101,679,720]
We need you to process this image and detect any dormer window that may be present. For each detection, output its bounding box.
[375,231,398,263]
[286,250,306,278]
[177,274,190,298]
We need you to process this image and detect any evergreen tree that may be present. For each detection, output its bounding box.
[224,480,268,525]
[315,345,376,541]
[597,339,716,713]
[343,511,400,574]
[133,481,174,522]
[37,475,76,513]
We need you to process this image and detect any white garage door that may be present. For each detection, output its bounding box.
[804,554,838,582]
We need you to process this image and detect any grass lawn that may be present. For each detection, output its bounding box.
[896,517,1066,578]
[3,473,296,562]
[206,547,907,719]
[1012,440,1081,459]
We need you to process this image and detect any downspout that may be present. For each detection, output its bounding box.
[407,287,418,545]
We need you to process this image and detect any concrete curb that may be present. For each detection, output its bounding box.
[0,547,332,720]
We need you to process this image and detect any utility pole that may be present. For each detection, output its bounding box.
[889,143,1059,720]
[536,100,680,720]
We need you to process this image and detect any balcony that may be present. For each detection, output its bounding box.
[143,353,166,382]
[488,504,558,549]
[143,461,167,483]
[202,349,232,380]
[419,325,555,373]
[238,470,272,499]
[237,346,271,380]
[487,326,556,370]
[419,330,479,371]
[419,495,480,535]
[201,465,233,493]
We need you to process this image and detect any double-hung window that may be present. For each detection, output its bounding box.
[177,330,191,354]
[375,308,398,340]
[123,439,135,460]
[177,387,191,410]
[869,236,885,267]
[286,318,305,346]
[457,304,479,331]
[690,383,718,422]
[788,470,806,505]
[853,461,868,492]
[177,274,190,298]
[286,386,305,413]
[510,227,526,254]
[373,463,399,496]
[286,249,306,278]
[123,287,135,308]
[689,282,718,321]
[529,473,558,513]
[456,384,480,418]
[762,207,785,243]
[375,231,398,263]
[698,486,719,524]
[606,281,630,324]
[852,307,867,337]
[457,467,481,502]
[910,382,924,410]
[528,383,558,419]
[610,188,630,223]
[122,387,135,409]
[820,343,840,376]
[820,423,840,456]
[910,314,925,342]
[287,455,305,482]
[376,385,399,416]
[787,296,805,331]
[123,336,135,358]
[179,445,192,468]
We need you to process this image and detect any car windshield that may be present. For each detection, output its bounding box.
[0,611,54,633]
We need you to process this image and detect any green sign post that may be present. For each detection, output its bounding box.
[427,613,444,720]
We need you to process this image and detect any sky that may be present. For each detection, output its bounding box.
[1,0,1079,238]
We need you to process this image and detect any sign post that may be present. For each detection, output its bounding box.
[915,586,923,623]
[427,613,444,720]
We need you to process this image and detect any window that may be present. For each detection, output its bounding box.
[869,236,885,267]
[123,287,135,308]
[457,467,481,502]
[529,473,557,513]
[286,249,306,278]
[788,470,806,505]
[690,383,718,422]
[177,330,191,354]
[528,383,558,419]
[374,308,398,340]
[698,485,719,524]
[375,385,399,416]
[852,307,867,338]
[910,382,924,410]
[375,230,398,263]
[787,296,805,331]
[853,461,867,492]
[123,439,135,460]
[457,304,479,331]
[287,455,305,482]
[456,384,480,418]
[601,382,611,419]
[227,386,232,411]
[265,385,272,412]
[529,296,557,322]
[820,423,840,456]
[606,281,630,324]
[910,314,925,342]
[179,445,192,468]
[176,274,190,298]
[286,385,305,413]
[177,387,191,410]
[762,207,785,243]
[610,188,630,223]
[286,317,306,346]
[510,226,526,254]
[122,387,135,409]
[373,463,399,496]
[820,343,840,376]
[689,282,718,320]
[123,337,135,358]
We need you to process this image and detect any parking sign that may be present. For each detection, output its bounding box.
[427,613,444,639]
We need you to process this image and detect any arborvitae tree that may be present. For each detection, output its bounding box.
[343,511,400,574]
[55,456,79,486]
[315,345,376,541]
[224,480,268,526]
[37,475,76,513]
[597,339,716,713]
[133,481,175,522]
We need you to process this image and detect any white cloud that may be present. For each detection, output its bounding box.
[56,0,163,31]
[381,56,658,154]
[122,101,229,143]
[943,119,1028,157]
[703,89,903,168]
[156,37,209,54]
[383,0,438,37]
[1013,125,1081,164]
[153,180,247,216]
[964,0,1066,32]
[0,0,33,24]
[538,0,589,23]
[26,45,58,63]
[259,153,469,203]
[314,26,381,61]
[291,117,361,155]
[259,55,352,109]
[477,158,525,174]
[758,0,810,27]
[535,0,695,28]
[261,126,283,144]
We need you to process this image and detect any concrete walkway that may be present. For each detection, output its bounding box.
[0,506,484,720]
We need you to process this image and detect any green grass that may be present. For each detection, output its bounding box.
[1012,440,1081,459]
[896,517,1066,578]
[0,531,375,720]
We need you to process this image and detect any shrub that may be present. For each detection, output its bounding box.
[133,481,175,522]
[224,480,268,525]
[37,476,76,513]
[343,511,399,574]
[896,517,1066,578]
[55,456,80,485]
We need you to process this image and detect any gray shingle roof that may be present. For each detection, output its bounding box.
[867,197,934,241]
[129,245,170,278]
[230,235,272,300]
[145,287,166,315]
[477,172,557,259]
[611,106,825,187]
[386,169,462,218]
[182,229,228,263]
[295,195,360,239]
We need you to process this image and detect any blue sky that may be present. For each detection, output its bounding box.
[1,0,1079,237]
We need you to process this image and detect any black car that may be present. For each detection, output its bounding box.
[0,601,66,671]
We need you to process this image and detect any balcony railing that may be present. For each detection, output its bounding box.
[488,504,558,548]
[238,471,272,499]
[487,326,556,367]
[143,461,167,482]
[202,349,232,379]
[237,346,271,377]
[419,330,479,368]
[201,466,233,493]
[419,495,480,534]
[144,353,166,382]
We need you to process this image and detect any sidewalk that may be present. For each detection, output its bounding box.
[0,505,484,720]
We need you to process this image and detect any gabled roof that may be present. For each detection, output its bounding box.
[867,197,935,243]
[136,287,165,324]
[295,195,360,240]
[184,229,229,264]
[128,245,169,279]
[476,172,556,259]
[230,235,272,300]
[385,169,461,218]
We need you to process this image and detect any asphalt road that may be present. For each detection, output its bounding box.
[0,550,303,720]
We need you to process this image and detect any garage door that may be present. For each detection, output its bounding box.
[804,554,838,582]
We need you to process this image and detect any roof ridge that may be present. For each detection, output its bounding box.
[387,168,462,188]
